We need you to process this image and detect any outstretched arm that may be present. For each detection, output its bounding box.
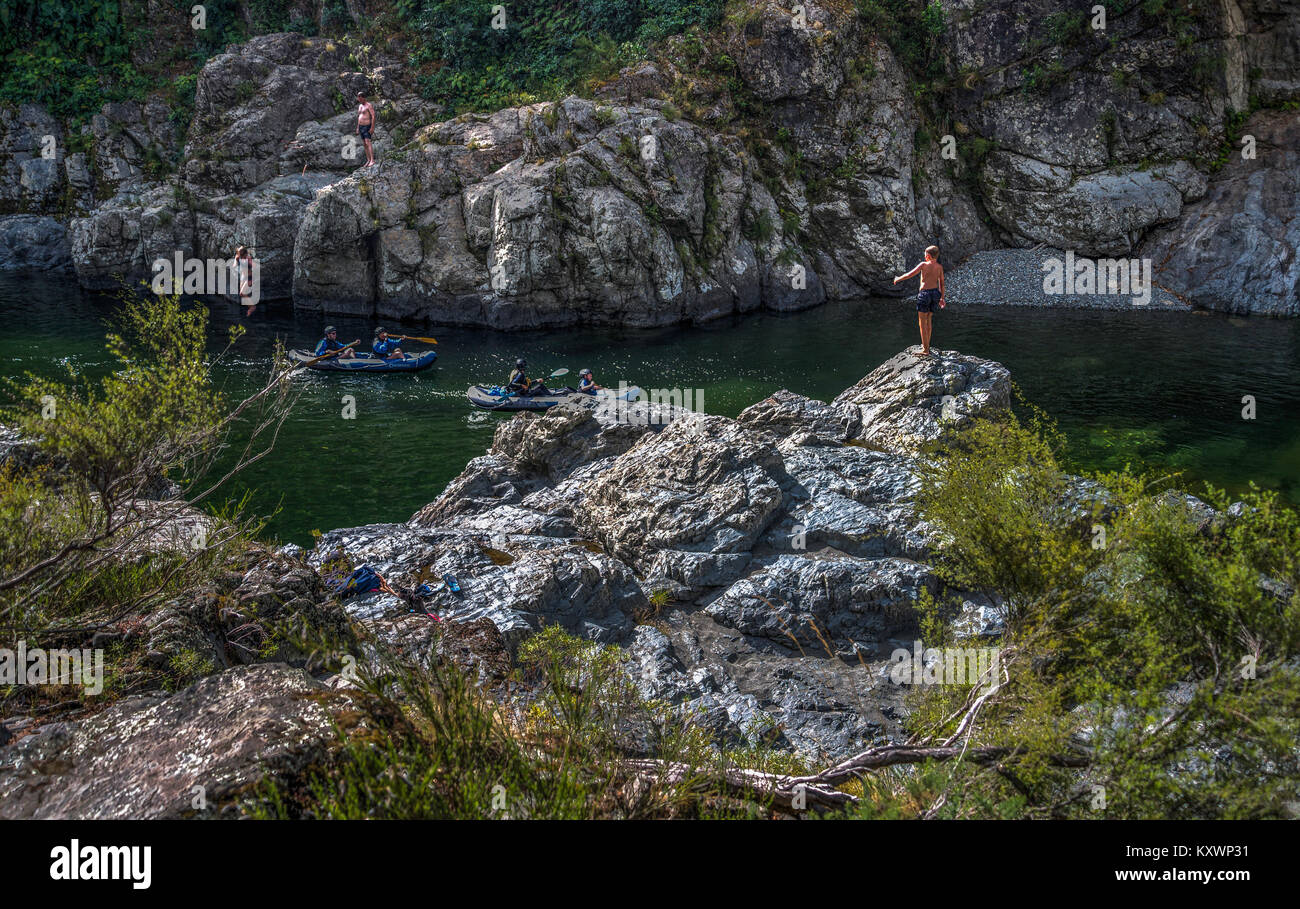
[893,263,922,284]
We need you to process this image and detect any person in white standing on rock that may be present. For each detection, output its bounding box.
[234,245,257,315]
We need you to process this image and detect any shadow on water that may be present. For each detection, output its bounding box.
[3,273,1297,545]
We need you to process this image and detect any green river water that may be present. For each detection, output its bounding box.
[3,273,1298,546]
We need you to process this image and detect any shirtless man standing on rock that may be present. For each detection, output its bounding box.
[893,245,946,357]
[356,91,376,168]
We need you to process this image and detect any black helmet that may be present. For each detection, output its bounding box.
[375,327,386,336]
[579,368,592,377]
[516,358,526,367]
[324,325,337,334]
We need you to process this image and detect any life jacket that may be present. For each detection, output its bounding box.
[337,565,384,598]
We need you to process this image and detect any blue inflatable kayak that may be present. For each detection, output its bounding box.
[466,384,642,411]
[289,349,438,373]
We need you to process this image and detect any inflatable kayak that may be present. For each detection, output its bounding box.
[288,349,438,373]
[466,384,642,412]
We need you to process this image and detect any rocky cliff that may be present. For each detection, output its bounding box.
[1,0,1297,315]
[306,347,1010,761]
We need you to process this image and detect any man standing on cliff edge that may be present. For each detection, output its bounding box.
[893,245,946,357]
[356,91,376,168]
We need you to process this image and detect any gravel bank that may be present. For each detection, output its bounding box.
[944,248,1191,311]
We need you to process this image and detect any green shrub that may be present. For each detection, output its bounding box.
[742,209,774,243]
[399,0,725,113]
[886,408,1300,819]
[854,0,947,83]
[1,291,291,642]
[254,624,778,819]
[1044,10,1088,46]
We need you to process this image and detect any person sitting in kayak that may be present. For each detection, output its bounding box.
[507,359,549,396]
[577,368,604,395]
[314,326,355,359]
[372,327,404,359]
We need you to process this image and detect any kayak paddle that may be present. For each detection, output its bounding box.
[486,368,570,409]
[299,339,361,367]
[396,334,438,345]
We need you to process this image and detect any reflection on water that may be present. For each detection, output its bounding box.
[2,274,1297,545]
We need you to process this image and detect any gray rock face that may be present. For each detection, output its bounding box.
[0,105,71,214]
[65,33,436,298]
[0,664,354,819]
[13,1,1299,316]
[737,389,861,445]
[770,443,931,560]
[575,415,787,591]
[1142,110,1300,315]
[0,100,180,221]
[703,553,933,651]
[980,153,1201,256]
[293,96,800,326]
[0,215,71,269]
[309,521,644,648]
[314,348,1009,759]
[288,2,994,325]
[939,0,1300,312]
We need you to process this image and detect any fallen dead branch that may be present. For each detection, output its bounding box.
[619,741,1093,815]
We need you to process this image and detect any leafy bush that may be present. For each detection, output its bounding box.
[1,290,295,643]
[854,0,947,83]
[1044,10,1088,46]
[881,408,1300,819]
[399,0,725,113]
[0,0,224,121]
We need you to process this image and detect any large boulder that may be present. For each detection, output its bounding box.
[833,348,1012,455]
[0,215,71,270]
[309,521,645,647]
[0,664,356,819]
[575,415,787,591]
[703,553,934,650]
[314,347,1012,759]
[738,389,861,445]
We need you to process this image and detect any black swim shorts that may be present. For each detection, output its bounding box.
[917,288,940,312]
[359,124,372,141]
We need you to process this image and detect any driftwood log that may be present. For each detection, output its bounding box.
[621,743,1093,815]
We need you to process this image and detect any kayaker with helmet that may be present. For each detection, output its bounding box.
[577,368,603,395]
[314,326,355,359]
[373,327,404,360]
[507,358,548,396]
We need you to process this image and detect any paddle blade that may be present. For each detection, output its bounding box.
[298,339,361,367]
[549,368,570,378]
